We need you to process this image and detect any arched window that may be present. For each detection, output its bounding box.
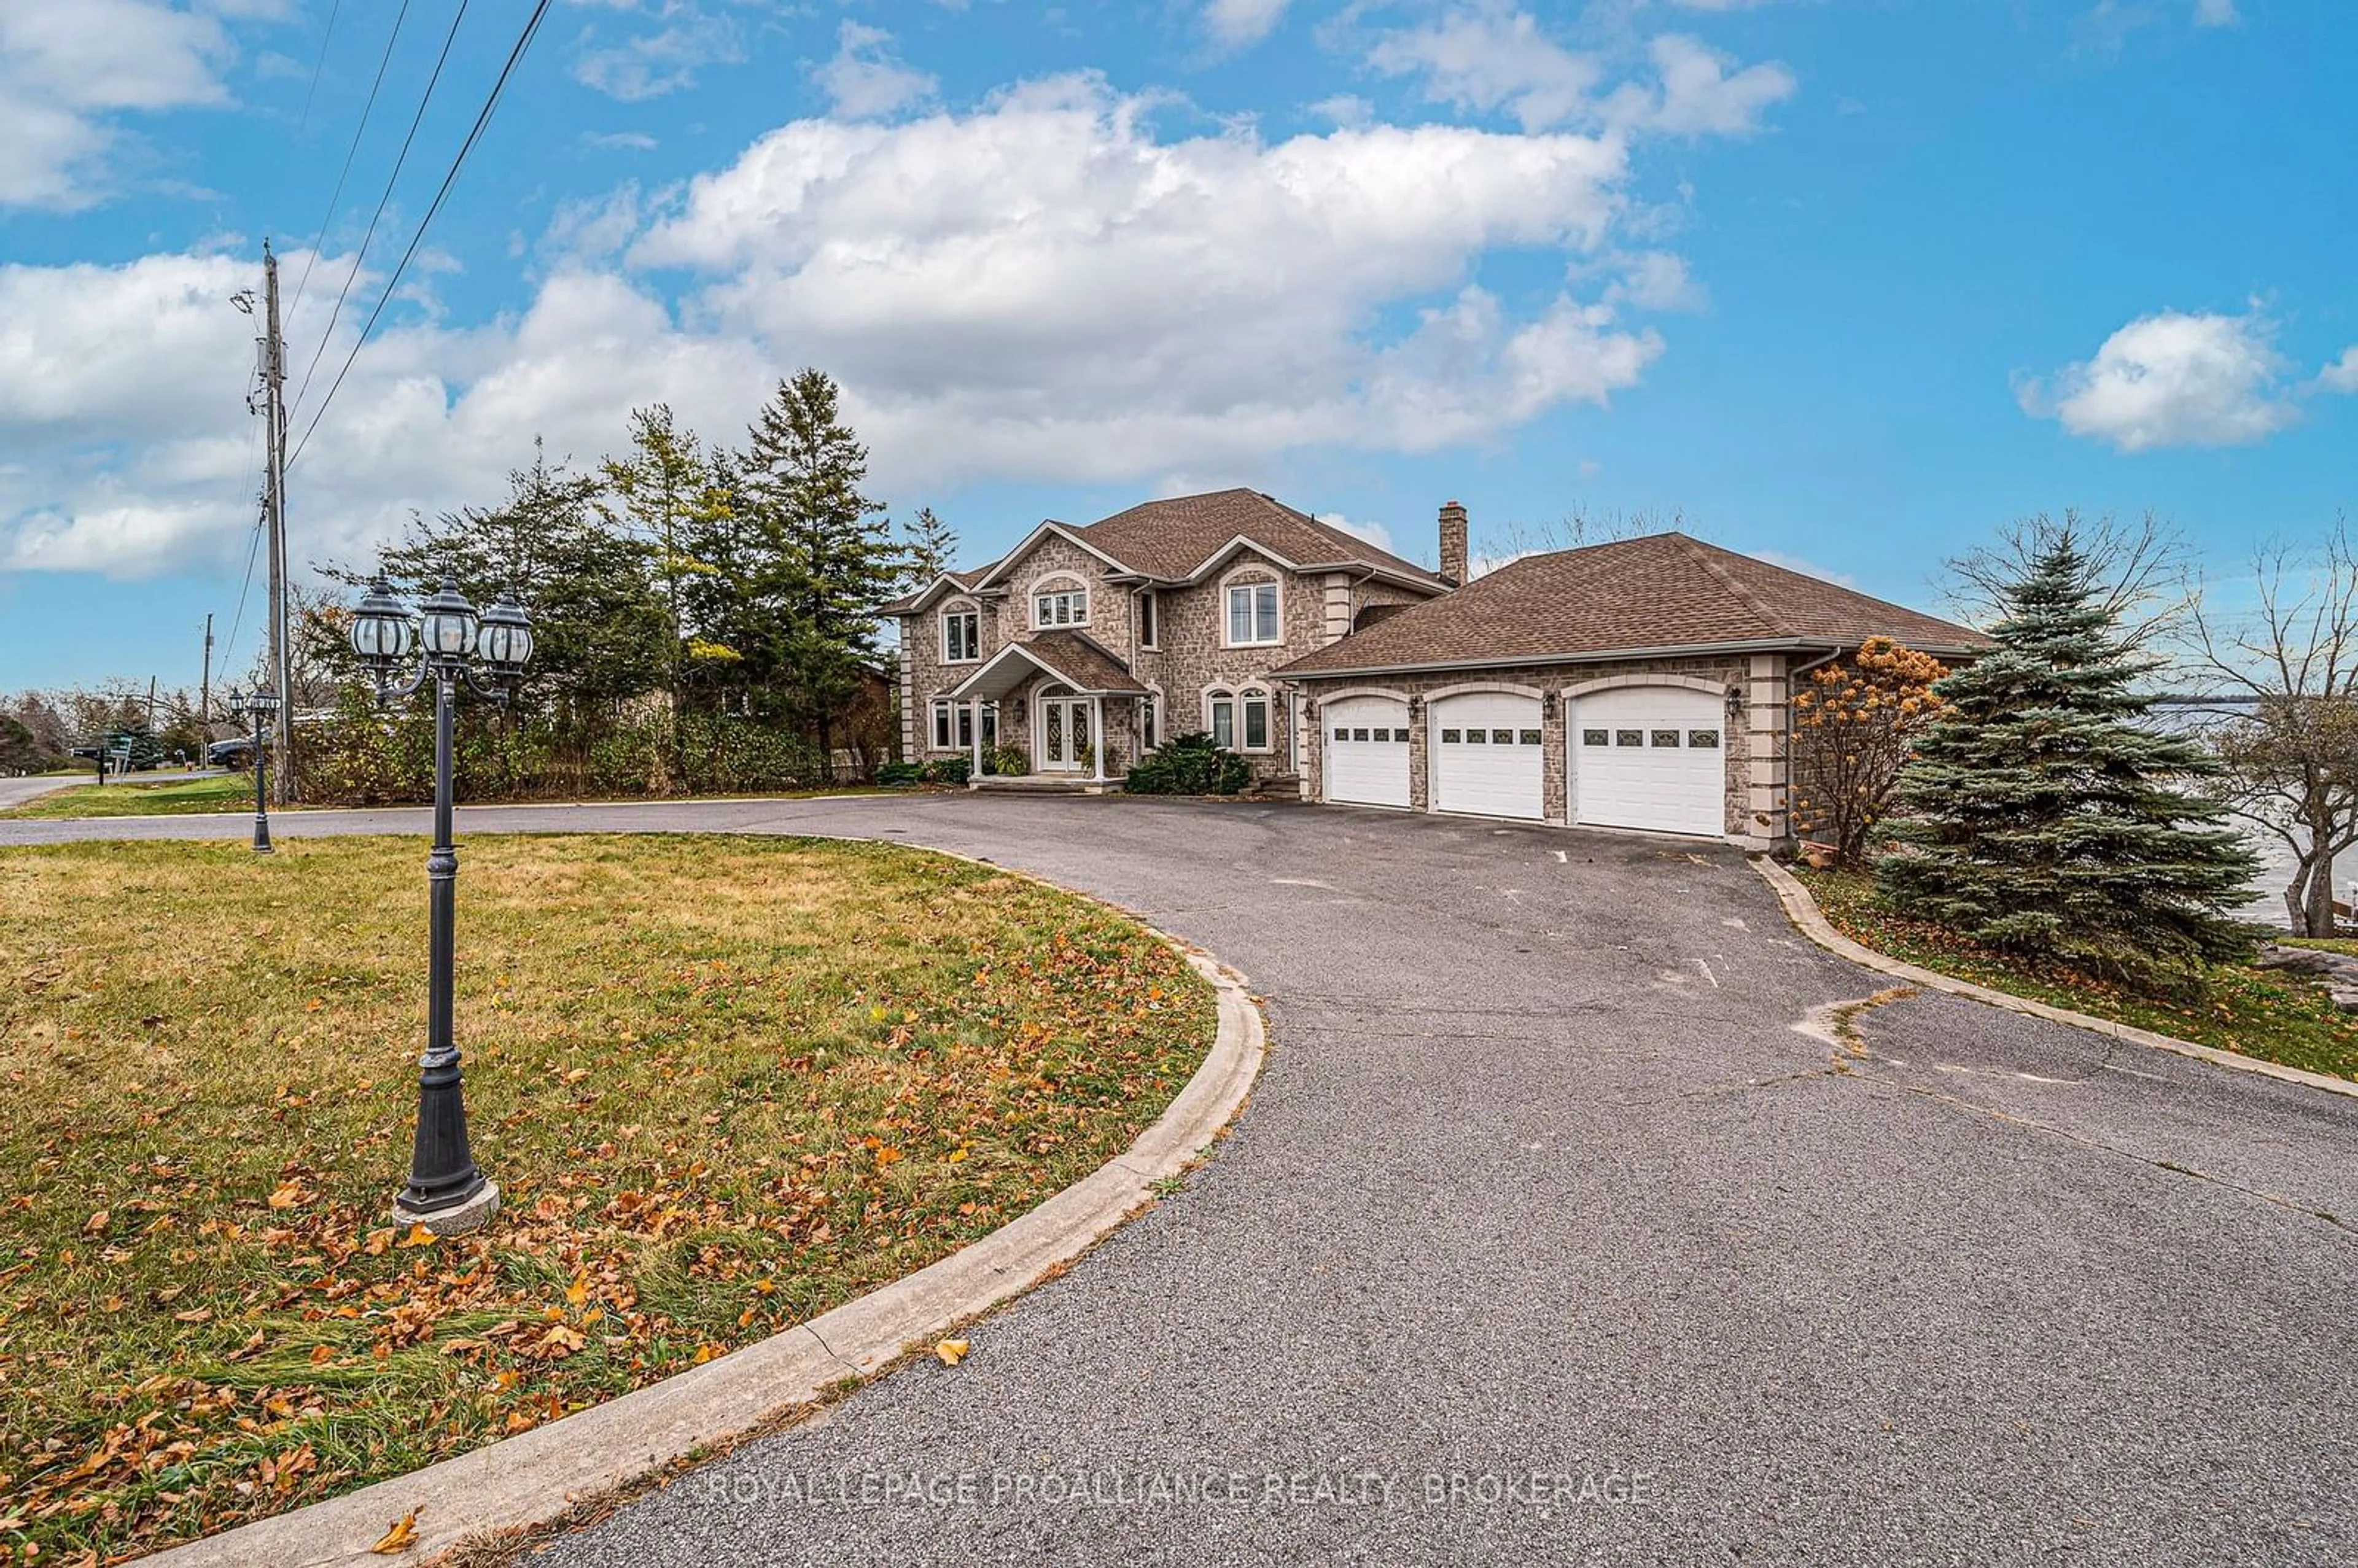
[1205,687,1235,750]
[1205,685,1273,753]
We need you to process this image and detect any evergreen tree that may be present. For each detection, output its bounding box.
[1877,535,2257,986]
[601,405,733,772]
[739,370,900,756]
[356,441,669,718]
[900,505,959,590]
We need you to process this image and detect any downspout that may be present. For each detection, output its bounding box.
[1778,646,1843,848]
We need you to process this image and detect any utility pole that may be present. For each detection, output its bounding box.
[260,240,295,804]
[200,613,214,726]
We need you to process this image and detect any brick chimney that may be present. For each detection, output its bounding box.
[1438,500,1469,588]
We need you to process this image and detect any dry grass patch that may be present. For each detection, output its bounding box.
[0,834,1215,1562]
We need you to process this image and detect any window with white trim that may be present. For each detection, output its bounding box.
[1139,693,1160,751]
[1207,689,1235,750]
[1240,688,1272,751]
[1137,591,1159,649]
[931,700,954,750]
[1225,581,1280,646]
[940,608,979,663]
[1033,583,1088,627]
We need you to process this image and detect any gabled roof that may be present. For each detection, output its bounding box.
[879,566,989,617]
[1275,532,1993,678]
[886,488,1447,614]
[1073,489,1445,587]
[944,631,1149,700]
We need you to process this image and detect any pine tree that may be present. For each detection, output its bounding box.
[739,370,900,758]
[601,405,732,776]
[900,505,959,590]
[1877,535,2257,987]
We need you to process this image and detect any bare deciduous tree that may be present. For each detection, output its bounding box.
[1947,509,2193,648]
[2184,516,2358,936]
[1473,504,1692,576]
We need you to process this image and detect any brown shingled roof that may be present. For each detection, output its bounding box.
[1072,489,1444,585]
[1275,532,1991,677]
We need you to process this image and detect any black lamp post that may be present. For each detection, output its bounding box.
[348,573,534,1235]
[226,686,278,853]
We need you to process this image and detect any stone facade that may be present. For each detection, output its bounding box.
[900,535,1432,782]
[1291,653,1784,847]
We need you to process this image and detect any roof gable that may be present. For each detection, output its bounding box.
[1275,532,1992,677]
[1076,488,1444,586]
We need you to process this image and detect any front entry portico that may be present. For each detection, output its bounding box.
[944,631,1148,789]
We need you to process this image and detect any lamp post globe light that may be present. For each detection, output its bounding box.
[348,573,533,1236]
[226,685,279,853]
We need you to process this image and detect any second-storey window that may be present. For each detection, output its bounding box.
[1226,581,1280,646]
[1137,591,1159,648]
[941,608,980,662]
[1035,586,1088,627]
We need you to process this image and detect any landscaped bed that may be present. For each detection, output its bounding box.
[1,775,263,820]
[0,835,1216,1562]
[1797,867,2358,1084]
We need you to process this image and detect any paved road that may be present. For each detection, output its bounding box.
[0,774,84,810]
[8,796,2356,1566]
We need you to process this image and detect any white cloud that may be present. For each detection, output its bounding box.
[2019,308,2299,451]
[1309,93,1373,128]
[4,76,1695,578]
[0,0,238,208]
[1366,8,1792,138]
[813,22,938,120]
[2314,346,2358,395]
[1204,0,1290,52]
[572,5,744,102]
[1639,34,1796,138]
[1606,250,1704,311]
[2195,0,2239,26]
[1316,511,1395,553]
[582,130,660,152]
[1368,7,1601,133]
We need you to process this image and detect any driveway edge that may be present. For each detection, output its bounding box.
[140,934,1264,1568]
[1752,855,2358,1103]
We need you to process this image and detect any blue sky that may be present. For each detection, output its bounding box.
[1,0,2352,695]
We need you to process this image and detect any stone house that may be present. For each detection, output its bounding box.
[883,489,1450,788]
[1274,522,1991,849]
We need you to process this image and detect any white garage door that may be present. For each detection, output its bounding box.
[1323,696,1411,809]
[1571,686,1727,837]
[1430,693,1545,820]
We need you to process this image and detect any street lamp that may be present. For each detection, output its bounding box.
[347,573,533,1235]
[225,686,279,853]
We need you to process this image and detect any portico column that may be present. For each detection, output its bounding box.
[970,701,982,782]
[1091,696,1106,783]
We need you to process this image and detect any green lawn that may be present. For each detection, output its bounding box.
[1797,867,2358,1083]
[0,835,1215,1561]
[1,774,260,820]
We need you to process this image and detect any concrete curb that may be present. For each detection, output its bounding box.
[141,901,1264,1567]
[1753,855,2358,1103]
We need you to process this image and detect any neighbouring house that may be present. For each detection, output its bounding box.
[884,489,1451,787]
[1275,514,1991,848]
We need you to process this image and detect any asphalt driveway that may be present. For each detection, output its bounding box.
[7,794,2355,1565]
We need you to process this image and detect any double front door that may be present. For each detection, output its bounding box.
[1038,695,1093,772]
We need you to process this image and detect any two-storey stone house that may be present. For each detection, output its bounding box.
[884,489,1452,787]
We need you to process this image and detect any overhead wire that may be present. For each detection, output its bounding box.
[286,0,414,336]
[289,0,555,470]
[290,0,471,417]
[291,0,345,142]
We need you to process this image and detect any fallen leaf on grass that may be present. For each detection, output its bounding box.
[935,1339,969,1367]
[369,1510,419,1554]
[267,1182,310,1210]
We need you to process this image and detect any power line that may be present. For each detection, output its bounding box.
[290,0,554,470]
[291,0,467,416]
[286,0,414,336]
[292,0,346,142]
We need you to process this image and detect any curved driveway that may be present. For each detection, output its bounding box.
[9,795,2357,1566]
